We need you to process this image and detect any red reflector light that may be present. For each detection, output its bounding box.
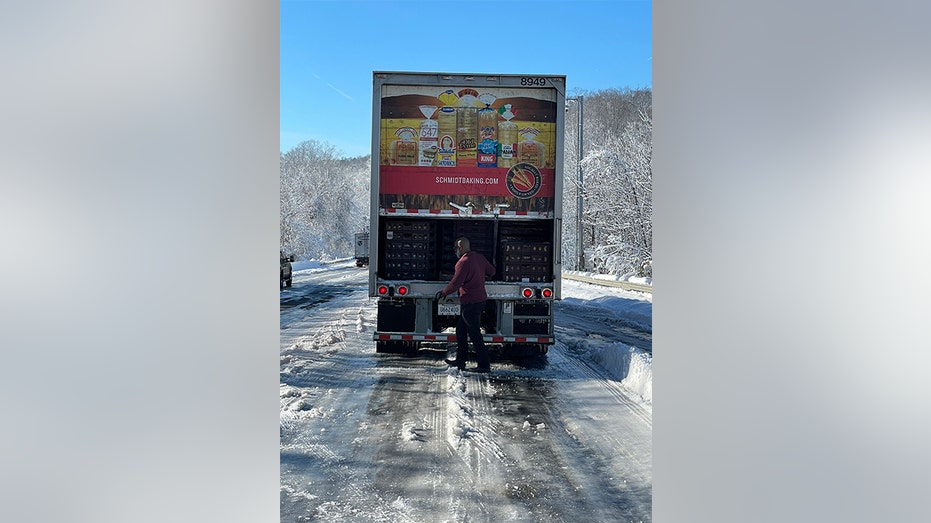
[542,288,553,298]
[522,288,533,298]
[397,285,408,295]
[377,286,388,295]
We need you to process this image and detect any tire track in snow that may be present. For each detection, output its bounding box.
[482,371,652,522]
[442,370,526,522]
[362,360,488,521]
[445,372,509,471]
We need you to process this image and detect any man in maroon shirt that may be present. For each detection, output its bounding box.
[436,236,496,372]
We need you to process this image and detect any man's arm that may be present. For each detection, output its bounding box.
[439,259,466,298]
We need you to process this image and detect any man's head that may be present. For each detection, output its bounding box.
[455,237,471,258]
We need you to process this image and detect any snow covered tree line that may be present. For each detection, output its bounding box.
[280,88,651,276]
[279,141,370,261]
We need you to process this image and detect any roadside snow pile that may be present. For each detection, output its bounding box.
[590,344,652,411]
[283,323,346,355]
[280,384,332,414]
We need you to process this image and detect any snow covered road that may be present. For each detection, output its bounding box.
[280,261,652,522]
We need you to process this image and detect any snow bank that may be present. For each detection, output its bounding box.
[590,344,652,410]
[292,260,327,271]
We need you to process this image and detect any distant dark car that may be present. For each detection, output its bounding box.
[280,252,294,288]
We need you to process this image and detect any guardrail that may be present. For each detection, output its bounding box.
[562,272,652,294]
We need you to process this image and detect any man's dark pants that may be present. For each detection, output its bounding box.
[455,301,489,370]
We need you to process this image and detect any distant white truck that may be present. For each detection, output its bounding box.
[355,232,369,267]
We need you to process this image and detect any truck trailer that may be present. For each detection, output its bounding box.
[369,71,565,355]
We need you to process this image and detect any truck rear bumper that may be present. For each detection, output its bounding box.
[374,332,554,344]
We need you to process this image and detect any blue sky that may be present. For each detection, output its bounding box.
[281,0,652,157]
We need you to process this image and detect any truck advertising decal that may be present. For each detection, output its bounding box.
[378,85,558,213]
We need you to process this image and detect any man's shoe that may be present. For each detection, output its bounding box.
[445,358,465,370]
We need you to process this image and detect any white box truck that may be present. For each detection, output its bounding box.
[355,232,369,267]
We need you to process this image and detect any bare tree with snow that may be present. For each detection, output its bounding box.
[280,140,370,260]
[565,88,652,277]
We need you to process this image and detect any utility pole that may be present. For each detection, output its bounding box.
[567,96,585,271]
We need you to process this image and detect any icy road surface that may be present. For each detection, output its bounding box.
[280,261,652,522]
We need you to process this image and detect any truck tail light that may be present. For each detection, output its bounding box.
[541,288,553,298]
[397,285,408,296]
[521,288,534,298]
[377,285,389,295]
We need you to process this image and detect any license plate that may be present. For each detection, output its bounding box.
[438,303,460,316]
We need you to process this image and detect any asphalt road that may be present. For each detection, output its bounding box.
[280,262,652,522]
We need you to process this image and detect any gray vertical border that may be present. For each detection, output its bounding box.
[656,1,931,522]
[1,1,280,522]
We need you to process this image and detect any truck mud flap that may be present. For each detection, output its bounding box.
[377,300,416,332]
